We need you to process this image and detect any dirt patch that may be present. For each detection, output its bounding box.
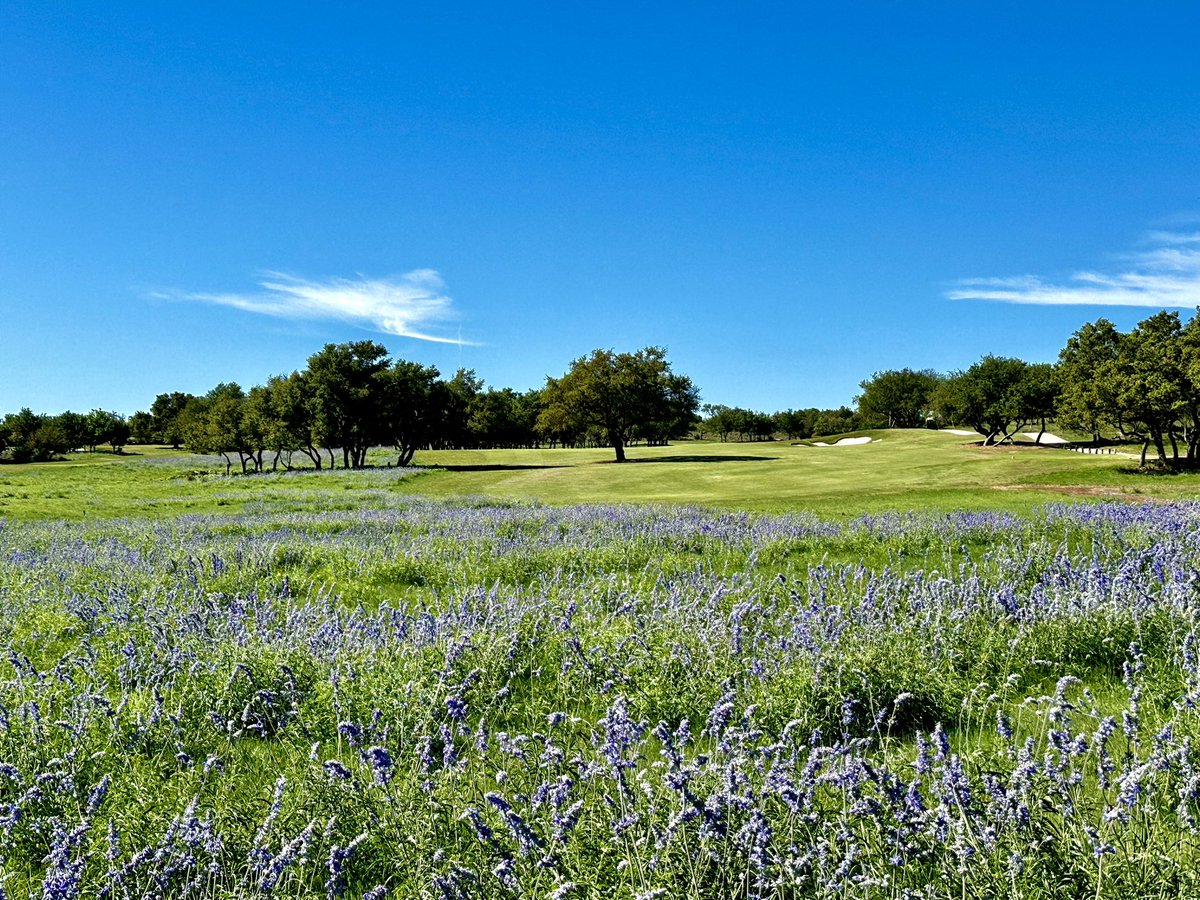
[969,442,1055,451]
[991,484,1175,504]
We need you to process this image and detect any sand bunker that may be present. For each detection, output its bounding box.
[1021,432,1071,445]
[942,428,1072,445]
[811,436,876,447]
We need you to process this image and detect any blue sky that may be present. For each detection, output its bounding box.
[2,2,1199,415]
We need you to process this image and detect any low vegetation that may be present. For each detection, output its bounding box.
[1,490,1200,898]
[0,438,1196,897]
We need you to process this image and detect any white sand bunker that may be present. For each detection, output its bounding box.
[812,436,877,447]
[1021,432,1071,445]
[942,429,979,436]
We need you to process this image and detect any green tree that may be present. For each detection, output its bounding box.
[812,406,858,437]
[433,368,483,449]
[55,411,88,450]
[303,342,391,469]
[1111,311,1187,465]
[1176,310,1200,461]
[266,372,323,469]
[83,409,128,453]
[539,347,699,462]
[771,409,811,440]
[513,388,546,448]
[150,392,196,448]
[377,359,442,465]
[128,411,156,445]
[932,356,1030,445]
[186,383,250,475]
[468,387,525,449]
[0,408,69,463]
[1014,363,1058,444]
[1057,319,1122,442]
[702,404,737,442]
[105,414,131,454]
[856,369,942,428]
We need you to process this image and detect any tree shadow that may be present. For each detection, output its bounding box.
[435,463,570,472]
[625,455,779,464]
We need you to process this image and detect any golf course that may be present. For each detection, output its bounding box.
[1,434,1200,898]
[0,428,1189,522]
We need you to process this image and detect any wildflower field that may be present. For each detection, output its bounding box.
[3,456,1200,898]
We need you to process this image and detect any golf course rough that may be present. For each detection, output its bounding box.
[1,498,1200,897]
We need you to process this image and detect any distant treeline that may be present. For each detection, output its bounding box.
[696,405,861,442]
[0,342,699,469]
[4,311,1198,468]
[855,310,1200,466]
[699,310,1200,467]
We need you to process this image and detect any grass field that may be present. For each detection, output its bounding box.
[0,429,1197,521]
[2,432,1200,898]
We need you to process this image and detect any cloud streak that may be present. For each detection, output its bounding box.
[947,232,1200,308]
[172,270,472,343]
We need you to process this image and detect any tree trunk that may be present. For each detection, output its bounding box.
[613,438,626,462]
[1035,418,1046,444]
[1140,438,1149,467]
[1153,429,1168,463]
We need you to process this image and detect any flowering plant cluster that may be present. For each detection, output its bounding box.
[0,500,1198,897]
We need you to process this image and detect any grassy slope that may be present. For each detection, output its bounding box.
[3,429,1200,520]
[397,429,1200,516]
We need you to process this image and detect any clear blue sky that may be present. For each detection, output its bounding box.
[3,2,1199,415]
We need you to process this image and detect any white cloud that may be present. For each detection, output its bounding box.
[947,232,1200,308]
[172,270,472,344]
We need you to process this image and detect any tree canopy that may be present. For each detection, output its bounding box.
[856,369,941,429]
[539,347,699,462]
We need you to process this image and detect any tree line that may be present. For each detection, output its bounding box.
[0,408,130,463]
[6,310,1200,469]
[680,309,1200,468]
[1,343,698,469]
[697,405,862,442]
[854,310,1200,467]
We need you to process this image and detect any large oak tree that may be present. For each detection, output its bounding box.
[539,347,699,462]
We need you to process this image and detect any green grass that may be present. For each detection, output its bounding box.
[3,437,1200,896]
[3,429,1192,521]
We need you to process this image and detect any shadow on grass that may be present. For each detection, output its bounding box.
[1114,463,1200,477]
[435,464,570,472]
[626,455,779,464]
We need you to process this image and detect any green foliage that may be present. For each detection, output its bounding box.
[700,405,777,441]
[150,390,197,448]
[933,355,1033,443]
[0,408,70,463]
[304,341,392,469]
[1058,310,1200,465]
[856,367,942,428]
[539,346,700,461]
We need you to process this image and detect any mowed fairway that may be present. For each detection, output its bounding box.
[404,429,1196,515]
[0,429,1196,520]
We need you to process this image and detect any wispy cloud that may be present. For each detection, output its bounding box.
[166,270,472,344]
[947,232,1200,308]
